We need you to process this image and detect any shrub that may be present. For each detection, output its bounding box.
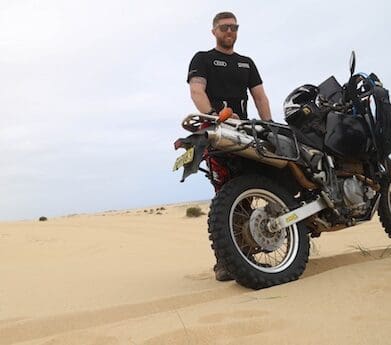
[39,216,48,222]
[186,206,205,218]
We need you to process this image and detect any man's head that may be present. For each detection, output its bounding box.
[212,12,238,51]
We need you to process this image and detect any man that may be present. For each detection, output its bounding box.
[187,11,273,281]
[187,11,272,121]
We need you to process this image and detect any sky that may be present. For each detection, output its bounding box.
[0,0,390,220]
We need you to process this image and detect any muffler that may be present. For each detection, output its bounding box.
[205,126,288,169]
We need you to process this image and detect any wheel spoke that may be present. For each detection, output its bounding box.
[267,253,273,266]
[237,200,251,217]
[233,221,243,229]
[276,247,286,260]
[240,237,246,248]
[233,210,250,219]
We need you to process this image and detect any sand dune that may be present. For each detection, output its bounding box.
[1,202,391,344]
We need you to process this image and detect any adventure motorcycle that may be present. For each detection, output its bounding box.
[173,52,391,289]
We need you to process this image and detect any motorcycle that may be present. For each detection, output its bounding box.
[173,52,391,289]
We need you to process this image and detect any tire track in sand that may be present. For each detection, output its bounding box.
[0,286,244,345]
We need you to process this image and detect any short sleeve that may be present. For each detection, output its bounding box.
[187,52,207,83]
[248,58,263,89]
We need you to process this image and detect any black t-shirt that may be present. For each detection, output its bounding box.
[187,49,263,119]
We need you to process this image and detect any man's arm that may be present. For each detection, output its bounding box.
[189,77,212,113]
[250,84,272,121]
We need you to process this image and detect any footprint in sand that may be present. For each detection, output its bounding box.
[144,314,282,345]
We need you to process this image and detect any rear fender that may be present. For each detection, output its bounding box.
[174,132,209,182]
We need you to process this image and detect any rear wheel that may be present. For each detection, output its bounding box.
[208,174,310,289]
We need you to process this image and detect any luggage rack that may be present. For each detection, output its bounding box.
[181,113,243,132]
[240,119,301,162]
[181,114,301,162]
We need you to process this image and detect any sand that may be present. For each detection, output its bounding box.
[1,202,391,345]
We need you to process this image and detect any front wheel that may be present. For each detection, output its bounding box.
[378,181,391,238]
[208,174,309,289]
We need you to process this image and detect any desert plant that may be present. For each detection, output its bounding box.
[186,206,205,218]
[380,245,391,258]
[349,244,372,257]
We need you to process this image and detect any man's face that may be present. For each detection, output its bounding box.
[212,18,238,50]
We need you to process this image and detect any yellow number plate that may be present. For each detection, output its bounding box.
[173,147,195,171]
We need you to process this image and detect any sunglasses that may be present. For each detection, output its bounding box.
[216,24,239,32]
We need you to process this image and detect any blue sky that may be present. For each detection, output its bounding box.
[0,0,390,220]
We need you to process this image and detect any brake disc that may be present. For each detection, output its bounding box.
[249,206,286,251]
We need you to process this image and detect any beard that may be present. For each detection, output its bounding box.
[217,35,236,49]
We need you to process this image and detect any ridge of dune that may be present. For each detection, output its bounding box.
[1,202,391,344]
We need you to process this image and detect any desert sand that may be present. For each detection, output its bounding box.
[1,201,391,345]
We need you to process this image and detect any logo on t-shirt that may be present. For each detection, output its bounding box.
[213,60,227,67]
[238,62,250,68]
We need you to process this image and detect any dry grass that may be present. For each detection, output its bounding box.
[349,244,391,259]
[186,206,205,218]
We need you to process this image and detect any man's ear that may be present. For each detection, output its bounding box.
[211,28,216,37]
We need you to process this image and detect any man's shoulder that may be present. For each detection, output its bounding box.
[192,49,215,58]
[233,52,254,62]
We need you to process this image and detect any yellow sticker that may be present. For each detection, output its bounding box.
[285,213,298,223]
[302,106,311,115]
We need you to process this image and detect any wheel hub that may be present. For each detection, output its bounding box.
[249,207,286,251]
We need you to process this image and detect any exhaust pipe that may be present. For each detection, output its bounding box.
[287,162,319,190]
[205,126,288,169]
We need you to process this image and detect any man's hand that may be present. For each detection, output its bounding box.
[250,84,272,121]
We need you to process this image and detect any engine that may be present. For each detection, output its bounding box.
[341,176,376,217]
